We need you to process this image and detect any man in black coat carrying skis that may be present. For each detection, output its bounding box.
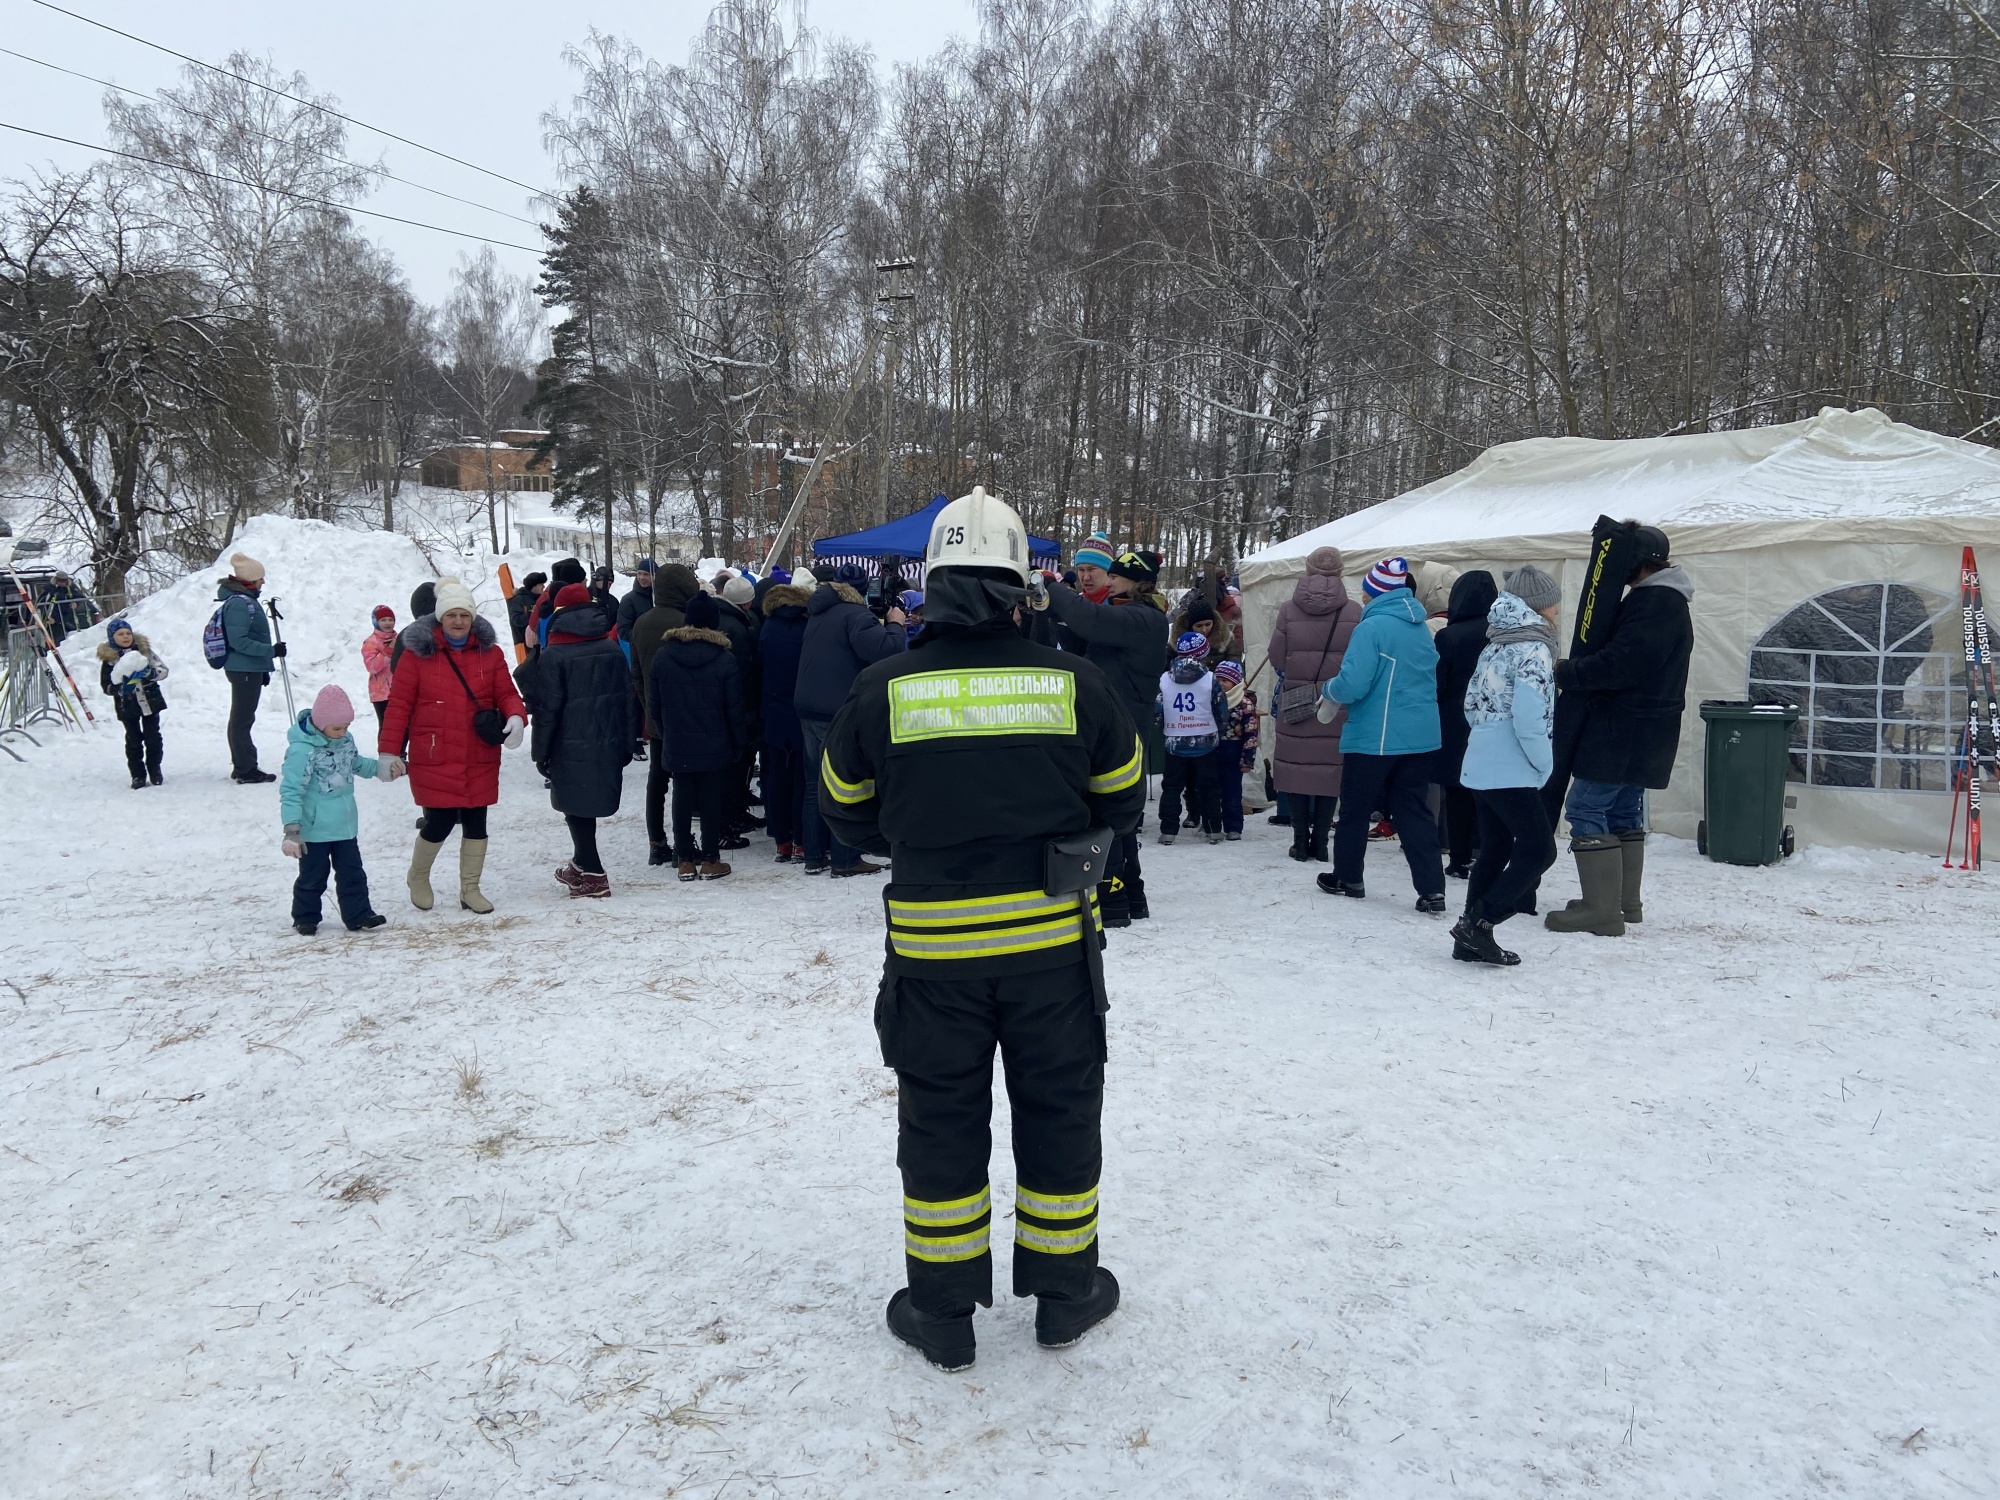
[1545,526,1694,937]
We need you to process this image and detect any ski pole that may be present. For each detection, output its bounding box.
[265,596,297,719]
[3,562,95,724]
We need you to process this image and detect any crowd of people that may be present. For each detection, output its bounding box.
[1263,532,1695,965]
[55,517,1693,961]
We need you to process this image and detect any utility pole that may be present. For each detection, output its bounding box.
[875,259,916,526]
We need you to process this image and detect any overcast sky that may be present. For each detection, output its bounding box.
[1,0,979,301]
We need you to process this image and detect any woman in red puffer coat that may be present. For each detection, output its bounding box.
[379,577,526,915]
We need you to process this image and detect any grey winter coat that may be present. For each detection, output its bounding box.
[1267,573,1362,797]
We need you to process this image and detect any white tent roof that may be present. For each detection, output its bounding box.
[1247,406,2000,566]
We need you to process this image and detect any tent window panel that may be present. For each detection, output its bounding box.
[1749,582,1963,793]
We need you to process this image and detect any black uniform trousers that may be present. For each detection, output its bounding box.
[877,957,1105,1314]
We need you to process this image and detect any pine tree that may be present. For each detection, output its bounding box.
[527,186,623,563]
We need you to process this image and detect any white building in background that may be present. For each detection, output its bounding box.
[511,512,705,572]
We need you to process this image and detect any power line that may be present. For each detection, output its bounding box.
[0,120,545,253]
[0,44,542,228]
[26,0,547,196]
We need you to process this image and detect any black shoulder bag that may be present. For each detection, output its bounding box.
[443,646,509,746]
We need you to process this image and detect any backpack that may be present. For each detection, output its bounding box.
[202,598,236,668]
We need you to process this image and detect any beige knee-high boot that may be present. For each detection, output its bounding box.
[459,838,494,914]
[408,836,446,911]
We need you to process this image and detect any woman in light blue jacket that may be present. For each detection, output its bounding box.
[1451,566,1563,966]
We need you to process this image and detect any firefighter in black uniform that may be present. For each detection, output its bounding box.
[819,487,1147,1371]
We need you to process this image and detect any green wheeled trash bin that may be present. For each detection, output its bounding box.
[1697,700,1800,865]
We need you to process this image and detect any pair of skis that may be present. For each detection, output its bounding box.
[1946,546,2000,870]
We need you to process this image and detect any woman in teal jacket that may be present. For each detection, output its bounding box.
[1316,558,1445,907]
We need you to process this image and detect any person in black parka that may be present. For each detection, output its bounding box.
[629,562,703,862]
[1546,526,1694,936]
[794,566,907,874]
[1034,548,1171,924]
[1433,569,1499,878]
[616,558,655,643]
[531,583,640,897]
[757,582,812,861]
[649,592,749,877]
[389,579,437,677]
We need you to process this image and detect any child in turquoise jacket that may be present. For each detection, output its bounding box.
[281,684,402,935]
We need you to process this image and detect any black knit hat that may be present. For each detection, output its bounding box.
[1109,549,1161,584]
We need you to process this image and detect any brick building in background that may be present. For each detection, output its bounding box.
[419,430,554,493]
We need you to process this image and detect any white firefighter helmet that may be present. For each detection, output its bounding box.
[925,486,1028,583]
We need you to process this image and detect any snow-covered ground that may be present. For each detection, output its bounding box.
[3,524,1997,1497]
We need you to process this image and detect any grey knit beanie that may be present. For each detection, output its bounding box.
[1504,564,1562,613]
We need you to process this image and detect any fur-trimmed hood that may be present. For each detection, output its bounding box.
[397,612,498,658]
[662,626,734,650]
[809,581,868,613]
[761,583,811,615]
[96,632,154,663]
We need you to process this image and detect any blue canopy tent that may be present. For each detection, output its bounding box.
[812,495,1060,584]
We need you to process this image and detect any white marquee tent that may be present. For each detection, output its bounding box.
[1239,407,2000,851]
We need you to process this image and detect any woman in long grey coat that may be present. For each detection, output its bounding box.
[1267,546,1363,862]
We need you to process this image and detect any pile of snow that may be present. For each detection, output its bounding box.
[118,516,576,732]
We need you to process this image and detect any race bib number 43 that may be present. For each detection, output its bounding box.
[889,669,1078,742]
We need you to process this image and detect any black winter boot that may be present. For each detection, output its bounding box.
[1036,1267,1120,1349]
[1124,876,1150,921]
[1098,878,1131,929]
[1310,797,1334,862]
[887,1289,976,1370]
[1288,820,1311,862]
[1451,913,1520,965]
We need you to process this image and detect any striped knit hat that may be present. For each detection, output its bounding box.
[1174,630,1210,659]
[1074,532,1114,571]
[1213,659,1244,687]
[1362,556,1410,598]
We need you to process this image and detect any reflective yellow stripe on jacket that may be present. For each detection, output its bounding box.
[1089,734,1144,794]
[886,890,1101,961]
[821,750,876,805]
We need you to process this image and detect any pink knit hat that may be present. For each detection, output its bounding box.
[310,684,355,730]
